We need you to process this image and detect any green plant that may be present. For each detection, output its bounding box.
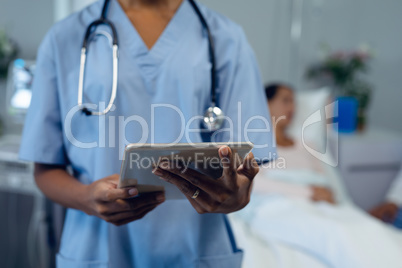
[343,79,372,111]
[307,47,371,83]
[306,45,374,130]
[306,46,373,101]
[0,30,18,78]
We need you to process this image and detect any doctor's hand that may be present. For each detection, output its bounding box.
[153,146,259,214]
[84,175,165,226]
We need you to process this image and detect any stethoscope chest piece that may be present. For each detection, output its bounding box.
[203,106,225,132]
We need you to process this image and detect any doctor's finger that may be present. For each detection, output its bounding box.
[104,191,164,213]
[102,187,139,202]
[238,152,259,180]
[219,146,237,186]
[173,167,232,204]
[189,191,224,213]
[186,196,207,214]
[156,169,197,198]
[156,165,216,194]
[126,191,166,210]
[114,205,160,226]
[156,169,228,204]
[106,203,160,225]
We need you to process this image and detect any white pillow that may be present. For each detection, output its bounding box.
[287,87,332,150]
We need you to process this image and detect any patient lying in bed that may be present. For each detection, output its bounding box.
[254,83,335,203]
[233,84,402,268]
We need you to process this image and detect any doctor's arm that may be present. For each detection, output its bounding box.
[34,164,165,226]
[21,32,165,226]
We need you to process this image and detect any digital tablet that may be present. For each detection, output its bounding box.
[119,142,254,199]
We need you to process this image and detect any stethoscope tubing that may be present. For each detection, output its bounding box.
[77,0,224,131]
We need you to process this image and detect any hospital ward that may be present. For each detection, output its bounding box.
[1,0,402,267]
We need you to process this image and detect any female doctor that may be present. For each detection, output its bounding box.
[19,0,275,267]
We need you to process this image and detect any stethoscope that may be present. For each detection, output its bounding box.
[78,0,224,132]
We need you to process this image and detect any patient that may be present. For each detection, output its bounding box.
[370,164,402,225]
[254,83,335,204]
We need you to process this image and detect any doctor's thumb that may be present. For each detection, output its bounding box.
[105,187,139,201]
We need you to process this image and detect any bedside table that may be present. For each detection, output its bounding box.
[330,127,402,211]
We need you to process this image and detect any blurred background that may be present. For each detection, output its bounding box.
[0,0,402,267]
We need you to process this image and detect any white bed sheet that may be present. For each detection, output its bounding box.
[229,158,402,268]
[230,195,402,268]
[230,214,329,268]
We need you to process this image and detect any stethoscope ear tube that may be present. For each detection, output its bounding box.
[188,0,224,131]
[79,1,119,116]
[82,19,118,49]
[78,40,119,116]
[188,0,217,106]
[77,47,87,112]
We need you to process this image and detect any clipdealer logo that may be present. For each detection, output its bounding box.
[63,101,339,166]
[64,101,274,160]
[301,101,339,167]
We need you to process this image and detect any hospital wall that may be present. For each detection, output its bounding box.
[200,0,402,134]
[0,0,54,59]
[1,0,401,134]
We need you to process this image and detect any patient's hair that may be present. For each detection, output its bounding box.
[265,83,293,100]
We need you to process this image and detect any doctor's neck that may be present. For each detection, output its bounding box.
[118,0,183,10]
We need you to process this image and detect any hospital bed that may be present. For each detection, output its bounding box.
[230,214,329,268]
[230,187,402,268]
[229,88,402,268]
[229,154,347,268]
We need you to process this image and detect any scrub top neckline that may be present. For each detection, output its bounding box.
[109,0,194,74]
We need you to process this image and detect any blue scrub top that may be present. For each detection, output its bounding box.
[19,0,276,267]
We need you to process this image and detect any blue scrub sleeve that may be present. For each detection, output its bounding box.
[19,31,68,165]
[214,27,276,163]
